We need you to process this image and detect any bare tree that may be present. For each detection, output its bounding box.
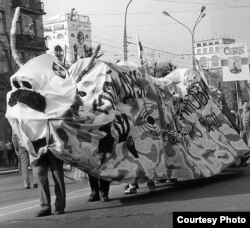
[148,61,176,78]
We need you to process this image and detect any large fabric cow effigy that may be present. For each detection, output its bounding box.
[6,54,249,183]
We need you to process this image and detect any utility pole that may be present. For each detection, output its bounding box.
[123,0,133,61]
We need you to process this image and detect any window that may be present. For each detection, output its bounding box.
[54,45,63,61]
[203,42,207,46]
[212,55,219,67]
[215,41,219,45]
[215,46,219,52]
[197,49,201,54]
[209,47,213,53]
[200,57,207,68]
[57,34,64,39]
[0,11,6,34]
[54,24,64,30]
[197,43,201,47]
[46,35,51,40]
[209,42,213,45]
[44,26,52,31]
[203,48,207,54]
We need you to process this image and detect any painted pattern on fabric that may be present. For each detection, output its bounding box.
[6,55,249,183]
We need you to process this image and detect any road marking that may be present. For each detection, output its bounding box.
[0,184,123,217]
[0,187,90,211]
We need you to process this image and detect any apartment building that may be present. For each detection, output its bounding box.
[44,9,92,67]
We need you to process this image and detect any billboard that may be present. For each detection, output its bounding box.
[220,43,250,81]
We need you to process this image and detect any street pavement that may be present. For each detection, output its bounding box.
[0,166,250,228]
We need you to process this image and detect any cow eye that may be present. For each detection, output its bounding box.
[13,80,21,89]
[22,81,32,89]
[78,91,87,97]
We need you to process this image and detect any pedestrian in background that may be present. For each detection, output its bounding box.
[237,101,250,147]
[5,140,18,166]
[12,132,38,189]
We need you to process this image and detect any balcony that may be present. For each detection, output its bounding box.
[15,34,48,51]
[12,0,46,15]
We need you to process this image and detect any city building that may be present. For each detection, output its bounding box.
[44,8,92,67]
[0,0,47,161]
[194,37,249,109]
[194,38,235,70]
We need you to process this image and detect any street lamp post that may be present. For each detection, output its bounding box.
[123,0,133,61]
[163,6,206,70]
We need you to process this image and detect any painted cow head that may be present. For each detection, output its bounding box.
[6,54,77,141]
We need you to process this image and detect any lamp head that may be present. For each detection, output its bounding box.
[162,11,170,17]
[201,6,206,13]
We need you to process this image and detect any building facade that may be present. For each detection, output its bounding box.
[194,38,235,70]
[44,9,92,67]
[0,0,47,160]
[194,37,249,109]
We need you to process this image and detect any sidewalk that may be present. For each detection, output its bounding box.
[0,166,19,175]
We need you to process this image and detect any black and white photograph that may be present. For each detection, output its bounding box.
[1,0,250,227]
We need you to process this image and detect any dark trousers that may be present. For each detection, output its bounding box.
[34,151,66,211]
[88,174,110,197]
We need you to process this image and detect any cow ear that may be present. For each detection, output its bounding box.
[52,62,68,79]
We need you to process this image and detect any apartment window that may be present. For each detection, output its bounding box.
[203,48,207,54]
[209,47,213,53]
[203,42,207,46]
[209,42,213,45]
[200,57,207,68]
[215,41,219,45]
[197,43,201,47]
[0,11,6,34]
[57,34,64,39]
[54,24,64,30]
[44,26,52,31]
[215,46,219,52]
[197,49,201,54]
[55,45,63,61]
[212,55,219,67]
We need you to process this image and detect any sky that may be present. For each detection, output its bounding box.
[42,0,250,68]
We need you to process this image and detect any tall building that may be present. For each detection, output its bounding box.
[44,9,92,67]
[0,0,47,155]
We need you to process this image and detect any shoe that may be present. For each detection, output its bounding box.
[33,183,38,188]
[25,186,30,189]
[147,181,155,191]
[100,195,110,202]
[54,210,64,215]
[88,194,100,202]
[35,209,52,217]
[124,183,137,194]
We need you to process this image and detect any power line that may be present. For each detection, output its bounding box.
[154,0,250,8]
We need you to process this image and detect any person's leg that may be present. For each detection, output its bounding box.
[88,174,100,201]
[19,150,30,188]
[99,178,110,201]
[47,151,65,214]
[34,154,52,216]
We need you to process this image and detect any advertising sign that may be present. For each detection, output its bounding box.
[220,43,249,81]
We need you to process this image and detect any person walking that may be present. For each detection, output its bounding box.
[12,132,37,189]
[32,138,66,217]
[237,101,250,147]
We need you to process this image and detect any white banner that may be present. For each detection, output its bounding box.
[220,43,250,81]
